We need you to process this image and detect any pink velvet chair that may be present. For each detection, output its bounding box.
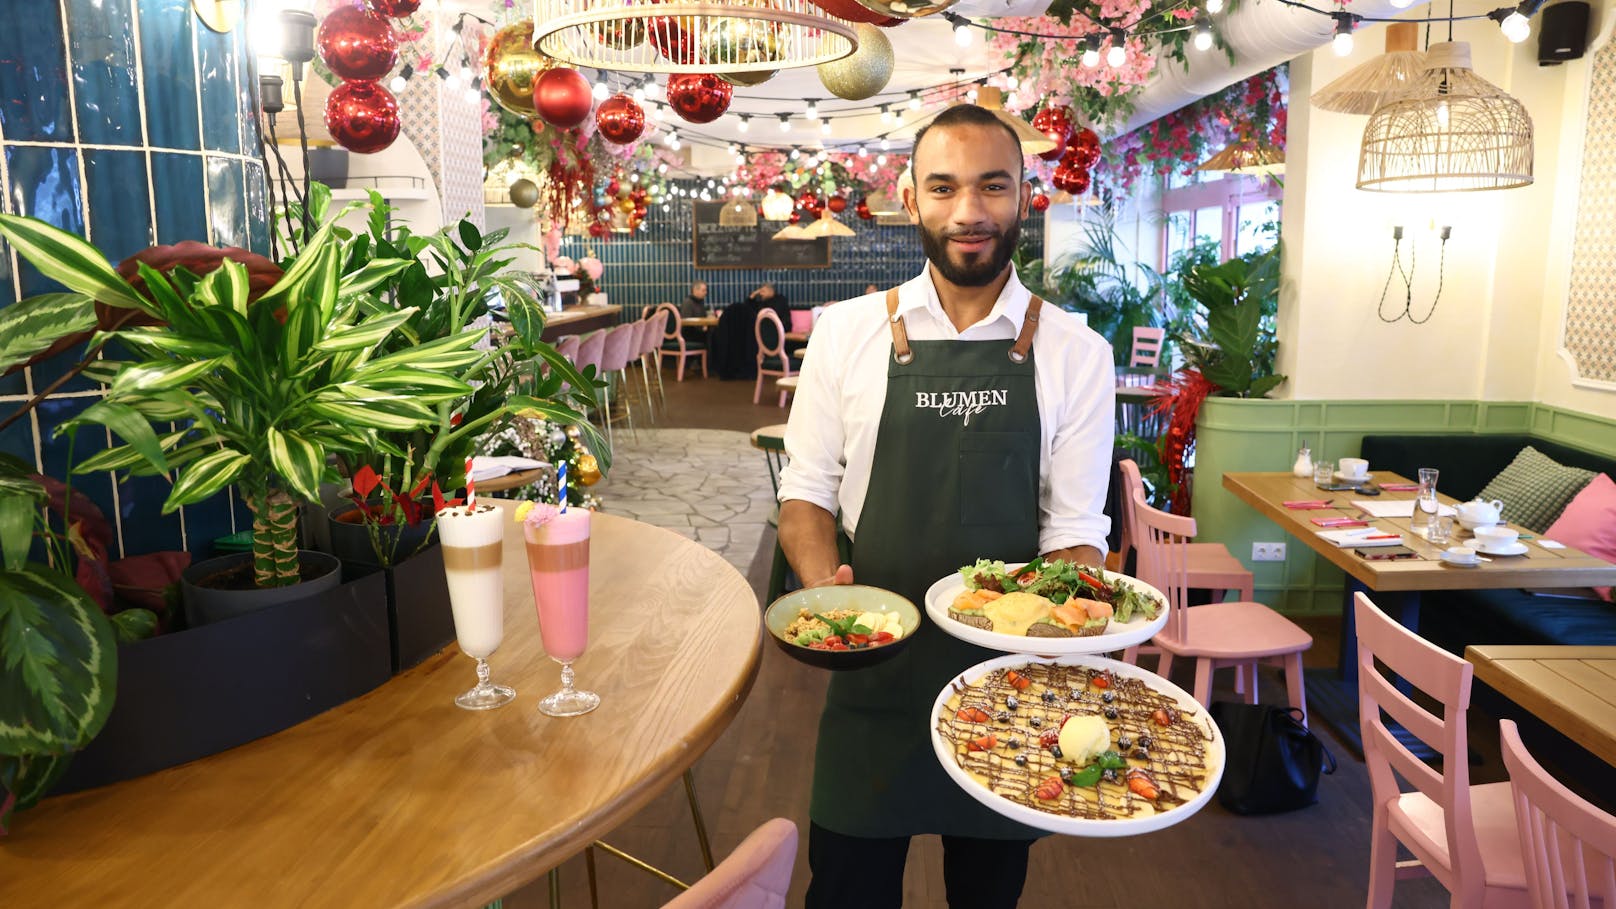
[754,308,795,407]
[1500,719,1616,909]
[657,302,707,382]
[600,322,641,446]
[1131,488,1311,717]
[662,818,798,909]
[1355,592,1528,909]
[571,329,606,417]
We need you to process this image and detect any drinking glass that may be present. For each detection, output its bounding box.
[438,504,517,710]
[1412,468,1440,534]
[1313,461,1335,488]
[524,508,599,717]
[1427,514,1455,545]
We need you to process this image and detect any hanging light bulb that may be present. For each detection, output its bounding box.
[858,145,868,157]
[738,114,751,133]
[389,63,413,94]
[1388,0,1412,8]
[822,120,832,135]
[805,100,819,121]
[1005,74,1019,91]
[908,91,921,110]
[1081,35,1102,69]
[593,80,610,102]
[630,173,640,184]
[880,104,894,126]
[1495,5,1531,42]
[1332,13,1356,56]
[966,87,978,103]
[953,16,973,47]
[652,104,665,121]
[459,64,473,82]
[465,80,481,104]
[1206,0,1224,12]
[869,162,877,174]
[877,153,887,166]
[442,68,459,91]
[1193,17,1214,51]
[1107,29,1128,67]
[633,83,646,103]
[789,147,800,160]
[644,75,661,101]
[880,137,890,151]
[1435,98,1450,129]
[659,163,668,174]
[779,114,791,132]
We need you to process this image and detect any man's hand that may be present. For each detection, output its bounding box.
[779,500,850,591]
[809,564,854,588]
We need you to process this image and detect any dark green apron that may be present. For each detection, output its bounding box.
[810,288,1047,840]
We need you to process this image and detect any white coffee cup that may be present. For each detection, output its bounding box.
[1338,457,1369,478]
[1473,526,1520,548]
[1445,546,1479,563]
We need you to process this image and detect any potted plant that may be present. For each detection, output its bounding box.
[0,202,469,623]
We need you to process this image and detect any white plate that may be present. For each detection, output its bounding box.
[1334,471,1372,483]
[1475,540,1529,556]
[923,567,1170,655]
[929,653,1225,837]
[1439,553,1480,567]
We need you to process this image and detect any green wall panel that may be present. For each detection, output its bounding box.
[1187,399,1616,616]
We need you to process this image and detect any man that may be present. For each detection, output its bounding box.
[777,103,1116,908]
[680,281,708,318]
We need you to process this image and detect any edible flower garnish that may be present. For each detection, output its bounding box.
[520,502,562,528]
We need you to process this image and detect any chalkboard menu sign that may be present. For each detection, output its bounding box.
[691,201,832,270]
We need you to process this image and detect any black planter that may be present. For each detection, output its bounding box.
[307,146,350,189]
[340,542,456,673]
[181,550,342,627]
[52,570,391,794]
[326,502,437,568]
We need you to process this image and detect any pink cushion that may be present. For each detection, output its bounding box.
[789,309,813,333]
[1544,472,1616,601]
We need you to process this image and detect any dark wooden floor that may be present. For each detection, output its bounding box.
[508,372,1456,909]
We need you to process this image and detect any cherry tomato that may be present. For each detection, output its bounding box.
[848,633,870,646]
[824,635,843,646]
[872,631,894,643]
[830,642,849,651]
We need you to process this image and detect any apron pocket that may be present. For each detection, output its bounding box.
[958,431,1037,526]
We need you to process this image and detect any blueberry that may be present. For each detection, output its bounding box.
[1006,739,1021,750]
[1014,753,1028,766]
[1069,689,1082,701]
[1117,734,1134,749]
[1006,695,1019,710]
[1139,734,1154,749]
[996,711,1010,724]
[1029,716,1043,728]
[1102,691,1115,703]
[1102,768,1120,783]
[1050,745,1063,759]
[1103,706,1119,720]
[1059,768,1073,783]
[1042,690,1057,704]
[1133,747,1150,760]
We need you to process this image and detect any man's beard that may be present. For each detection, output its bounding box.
[919,219,1019,288]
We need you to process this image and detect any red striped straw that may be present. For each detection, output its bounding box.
[465,457,475,508]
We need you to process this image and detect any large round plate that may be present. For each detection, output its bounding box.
[923,567,1170,655]
[929,653,1225,837]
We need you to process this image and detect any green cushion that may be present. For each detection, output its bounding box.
[664,340,704,351]
[1476,445,1597,532]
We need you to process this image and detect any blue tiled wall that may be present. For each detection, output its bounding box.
[560,184,1045,319]
[0,0,269,559]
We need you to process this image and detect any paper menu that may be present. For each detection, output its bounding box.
[1316,528,1405,548]
[1351,500,1457,519]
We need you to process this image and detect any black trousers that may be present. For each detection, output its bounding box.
[804,822,1034,909]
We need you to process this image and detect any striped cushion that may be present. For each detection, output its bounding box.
[1476,446,1597,532]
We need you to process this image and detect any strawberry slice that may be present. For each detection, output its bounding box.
[968,733,997,752]
[1126,768,1160,801]
[1152,707,1178,727]
[1005,670,1032,691]
[1039,728,1060,751]
[957,706,991,724]
[1034,776,1064,801]
[1090,671,1112,689]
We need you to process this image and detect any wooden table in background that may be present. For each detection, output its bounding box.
[1,507,763,909]
[1223,471,1616,749]
[476,468,549,494]
[539,303,623,341]
[682,315,718,330]
[1466,645,1616,767]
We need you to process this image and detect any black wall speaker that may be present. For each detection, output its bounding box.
[1538,1,1590,65]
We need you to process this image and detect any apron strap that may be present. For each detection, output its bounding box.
[885,289,1046,365]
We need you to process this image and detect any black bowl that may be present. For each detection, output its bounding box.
[763,585,920,670]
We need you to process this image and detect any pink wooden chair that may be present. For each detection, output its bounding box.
[1132,487,1311,716]
[1130,326,1165,367]
[754,308,795,407]
[661,818,798,909]
[657,302,707,382]
[1355,592,1528,909]
[1501,719,1616,909]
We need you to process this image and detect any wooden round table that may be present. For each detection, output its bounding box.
[1,507,762,908]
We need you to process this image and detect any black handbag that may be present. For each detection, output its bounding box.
[1209,702,1337,815]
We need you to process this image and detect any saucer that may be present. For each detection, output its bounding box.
[1440,552,1480,568]
[1333,471,1371,484]
[1475,541,1529,557]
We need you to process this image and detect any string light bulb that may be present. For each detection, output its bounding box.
[633,83,646,103]
[465,79,481,104]
[880,104,894,126]
[593,80,610,101]
[1206,0,1223,12]
[644,75,661,100]
[738,114,750,132]
[880,137,890,151]
[1081,35,1102,69]
[1332,13,1355,56]
[953,16,973,46]
[908,91,921,110]
[779,114,791,132]
[1494,5,1531,42]
[1106,30,1128,67]
[1193,16,1213,51]
[805,100,818,121]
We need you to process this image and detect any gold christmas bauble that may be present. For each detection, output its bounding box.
[816,23,893,101]
[485,20,556,117]
[851,0,957,18]
[592,18,646,50]
[577,454,602,486]
[565,424,583,442]
[719,69,777,87]
[701,17,782,68]
[509,178,540,208]
[618,197,636,213]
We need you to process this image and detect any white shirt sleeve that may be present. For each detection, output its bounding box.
[777,321,845,516]
[1038,343,1115,557]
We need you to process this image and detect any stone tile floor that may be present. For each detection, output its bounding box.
[592,428,776,574]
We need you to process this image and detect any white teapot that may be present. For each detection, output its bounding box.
[1455,498,1504,529]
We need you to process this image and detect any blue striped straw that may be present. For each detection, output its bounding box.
[559,461,568,513]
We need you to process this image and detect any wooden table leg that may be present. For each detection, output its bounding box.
[1310,582,1426,759]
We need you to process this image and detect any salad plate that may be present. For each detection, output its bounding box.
[930,653,1224,837]
[923,561,1170,655]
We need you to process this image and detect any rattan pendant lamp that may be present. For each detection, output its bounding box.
[531,0,856,74]
[801,209,856,237]
[1356,40,1533,192]
[1312,22,1426,115]
[1197,142,1285,177]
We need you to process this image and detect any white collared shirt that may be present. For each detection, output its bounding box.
[779,265,1116,556]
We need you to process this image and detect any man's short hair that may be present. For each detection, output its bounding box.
[911,104,1024,181]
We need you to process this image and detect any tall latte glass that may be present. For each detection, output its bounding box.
[437,504,516,710]
[522,506,599,717]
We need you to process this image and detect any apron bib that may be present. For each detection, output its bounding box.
[809,288,1047,840]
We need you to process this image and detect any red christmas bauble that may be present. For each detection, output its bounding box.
[317,6,398,82]
[1069,127,1102,169]
[1030,192,1050,212]
[647,9,698,65]
[828,195,847,213]
[857,207,874,220]
[1032,106,1074,162]
[1053,161,1091,195]
[588,221,609,238]
[607,178,622,195]
[789,211,801,224]
[534,68,593,128]
[367,0,420,17]
[806,0,903,26]
[325,80,400,154]
[665,73,732,124]
[595,94,645,144]
[797,190,819,210]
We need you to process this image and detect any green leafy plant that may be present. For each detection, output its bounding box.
[1177,243,1284,398]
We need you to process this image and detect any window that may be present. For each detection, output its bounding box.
[1156,174,1281,268]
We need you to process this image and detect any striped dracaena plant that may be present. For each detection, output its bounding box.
[0,207,477,588]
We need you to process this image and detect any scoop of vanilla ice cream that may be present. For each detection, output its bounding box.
[855,611,905,639]
[1058,714,1111,766]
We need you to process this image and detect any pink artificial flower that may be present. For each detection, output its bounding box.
[544,226,564,263]
[579,257,604,282]
[552,255,577,274]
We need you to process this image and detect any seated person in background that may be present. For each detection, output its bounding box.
[747,282,792,325]
[680,281,709,318]
[863,284,879,295]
